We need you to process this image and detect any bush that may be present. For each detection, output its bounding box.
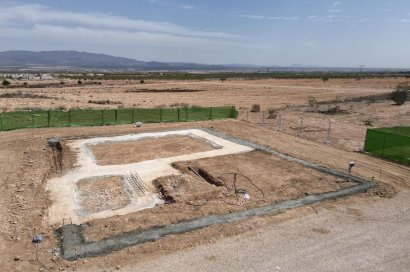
[2,79,10,86]
[88,99,122,105]
[390,84,409,105]
[250,104,261,112]
[267,108,277,119]
[307,96,319,111]
[169,102,189,108]
[363,118,373,126]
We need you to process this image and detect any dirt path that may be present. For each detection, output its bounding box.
[210,120,410,190]
[121,189,410,272]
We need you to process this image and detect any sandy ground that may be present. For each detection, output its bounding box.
[238,101,410,152]
[1,77,408,155]
[121,189,410,272]
[47,129,252,225]
[0,120,408,271]
[81,151,352,242]
[0,77,407,111]
[77,176,130,214]
[91,135,216,165]
[0,75,409,271]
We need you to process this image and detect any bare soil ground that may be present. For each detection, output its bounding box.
[124,190,410,272]
[1,77,408,154]
[77,176,130,214]
[90,135,216,165]
[0,77,407,111]
[1,120,407,271]
[0,77,409,271]
[239,100,410,152]
[81,151,352,242]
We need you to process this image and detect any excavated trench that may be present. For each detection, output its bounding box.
[57,128,375,260]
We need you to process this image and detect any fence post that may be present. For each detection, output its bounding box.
[68,110,72,126]
[381,132,387,158]
[31,112,35,128]
[325,119,331,143]
[160,108,163,122]
[261,110,265,124]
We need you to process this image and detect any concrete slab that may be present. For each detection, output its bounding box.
[46,129,253,225]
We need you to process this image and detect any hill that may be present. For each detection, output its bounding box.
[0,50,226,70]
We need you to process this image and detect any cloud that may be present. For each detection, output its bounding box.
[328,9,342,13]
[0,3,262,64]
[307,15,343,22]
[179,5,197,10]
[0,4,237,41]
[239,14,299,21]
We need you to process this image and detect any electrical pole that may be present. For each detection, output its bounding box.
[358,65,365,79]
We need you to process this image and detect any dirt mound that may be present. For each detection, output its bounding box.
[366,181,398,198]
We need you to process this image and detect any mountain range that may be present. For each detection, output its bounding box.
[0,50,406,72]
[0,50,231,71]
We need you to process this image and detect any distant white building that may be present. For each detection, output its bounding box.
[1,73,54,80]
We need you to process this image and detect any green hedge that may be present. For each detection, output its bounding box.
[0,106,237,132]
[364,127,410,165]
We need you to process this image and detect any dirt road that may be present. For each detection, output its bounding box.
[121,189,410,272]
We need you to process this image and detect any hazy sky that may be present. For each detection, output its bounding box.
[1,0,410,67]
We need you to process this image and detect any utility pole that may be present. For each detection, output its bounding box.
[358,65,365,79]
